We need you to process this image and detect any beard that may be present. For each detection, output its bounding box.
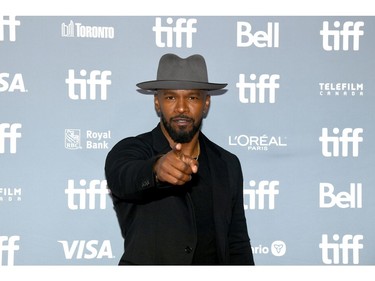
[161,113,202,143]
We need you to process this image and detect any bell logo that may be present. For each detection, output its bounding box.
[237,22,279,48]
[319,183,362,209]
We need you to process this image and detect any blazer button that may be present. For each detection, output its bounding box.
[184,246,193,254]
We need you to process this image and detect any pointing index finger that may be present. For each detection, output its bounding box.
[172,143,182,159]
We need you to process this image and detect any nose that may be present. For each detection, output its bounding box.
[176,97,188,113]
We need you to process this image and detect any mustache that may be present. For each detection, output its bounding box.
[170,115,194,122]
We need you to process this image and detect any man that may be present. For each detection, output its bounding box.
[105,53,254,265]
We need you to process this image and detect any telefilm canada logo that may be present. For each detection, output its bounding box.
[319,82,364,97]
[65,129,111,150]
[61,20,114,39]
[0,187,22,203]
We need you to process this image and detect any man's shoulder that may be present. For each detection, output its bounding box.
[109,125,163,152]
[201,133,238,161]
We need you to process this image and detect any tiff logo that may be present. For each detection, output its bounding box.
[319,182,362,209]
[0,123,22,154]
[0,16,20,42]
[244,180,280,210]
[319,234,363,264]
[319,128,363,157]
[237,74,280,103]
[65,179,109,210]
[153,17,197,48]
[65,69,111,100]
[237,22,279,48]
[0,236,20,266]
[320,21,364,51]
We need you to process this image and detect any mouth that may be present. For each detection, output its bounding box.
[171,116,193,127]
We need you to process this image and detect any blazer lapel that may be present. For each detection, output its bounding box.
[201,136,231,263]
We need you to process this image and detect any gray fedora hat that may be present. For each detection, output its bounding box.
[136,53,227,91]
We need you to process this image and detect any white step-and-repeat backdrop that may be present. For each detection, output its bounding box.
[1,15,374,266]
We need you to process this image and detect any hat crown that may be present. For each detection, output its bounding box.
[157,54,208,83]
[136,53,227,91]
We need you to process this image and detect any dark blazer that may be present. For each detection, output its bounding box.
[105,124,254,265]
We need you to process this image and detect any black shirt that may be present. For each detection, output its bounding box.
[189,143,219,265]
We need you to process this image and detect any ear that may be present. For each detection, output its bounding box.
[154,94,161,116]
[203,94,211,115]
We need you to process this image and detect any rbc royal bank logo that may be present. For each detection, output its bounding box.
[65,129,81,150]
[65,129,111,150]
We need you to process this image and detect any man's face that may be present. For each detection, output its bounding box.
[154,89,210,143]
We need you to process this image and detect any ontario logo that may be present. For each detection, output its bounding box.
[252,240,287,257]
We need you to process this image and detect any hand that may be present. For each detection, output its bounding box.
[154,143,199,185]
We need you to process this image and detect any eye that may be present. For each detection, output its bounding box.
[188,95,200,101]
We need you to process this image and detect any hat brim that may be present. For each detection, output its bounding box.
[136,80,227,91]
